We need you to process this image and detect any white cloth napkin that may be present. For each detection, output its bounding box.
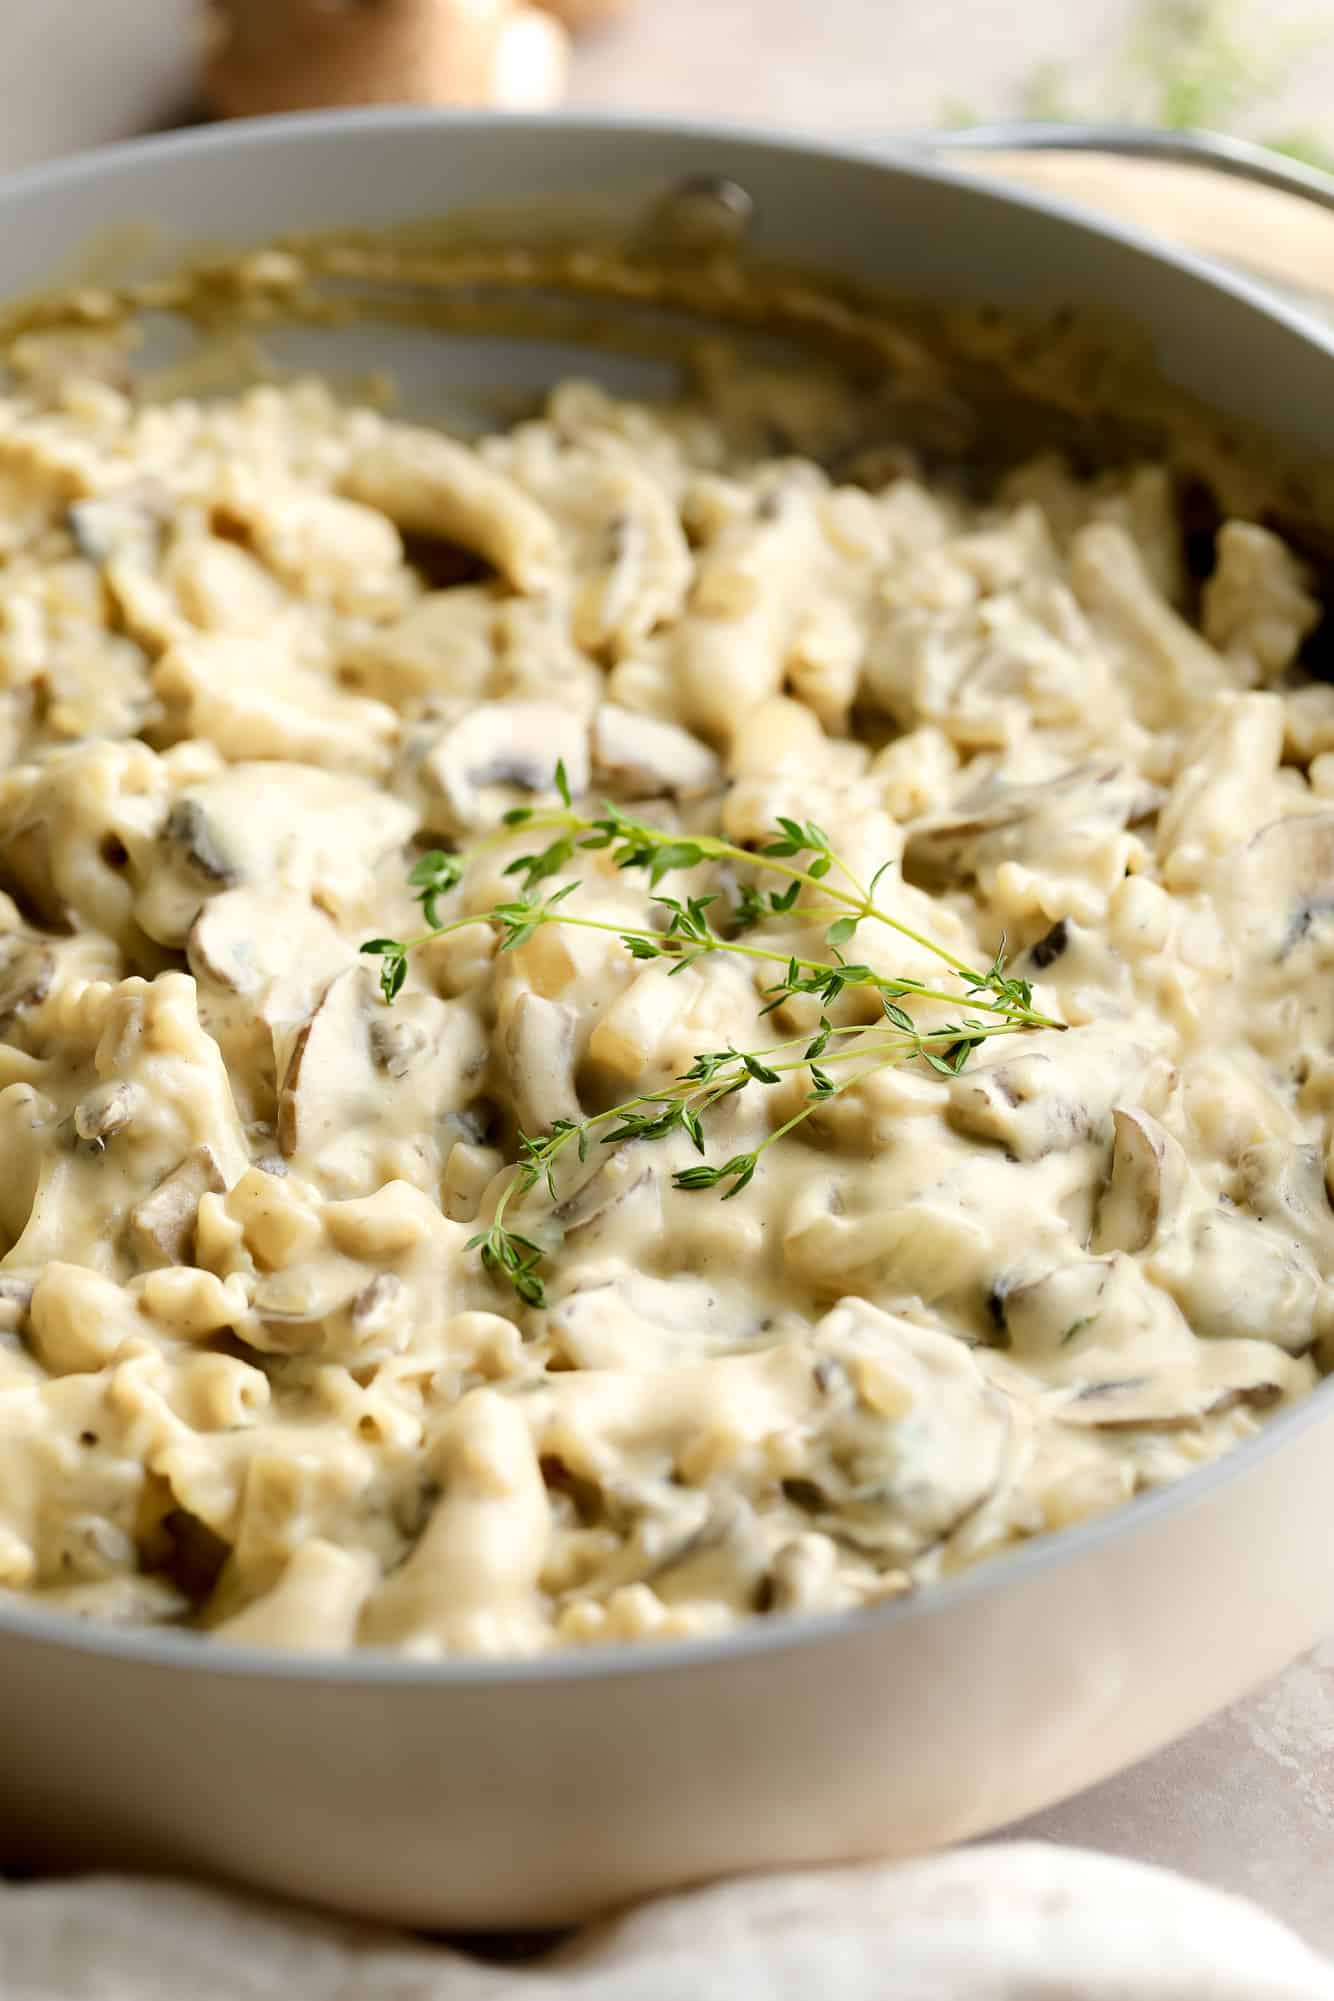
[3,1842,1332,2001]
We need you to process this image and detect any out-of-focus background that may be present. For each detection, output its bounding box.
[8,0,1334,173]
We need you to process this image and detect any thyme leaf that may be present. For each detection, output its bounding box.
[360,766,1065,1303]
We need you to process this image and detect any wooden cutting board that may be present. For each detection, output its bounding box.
[944,149,1334,312]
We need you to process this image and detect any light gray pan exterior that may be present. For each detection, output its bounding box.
[2,111,1334,1928]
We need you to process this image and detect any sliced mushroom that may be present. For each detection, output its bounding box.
[135,764,415,947]
[0,1274,34,1338]
[188,888,353,1124]
[547,1268,783,1369]
[800,1298,1012,1564]
[189,887,349,1002]
[1025,918,1069,970]
[248,1266,413,1367]
[1092,1108,1191,1255]
[1050,1365,1287,1431]
[903,763,1158,889]
[128,1145,225,1270]
[276,975,360,1164]
[3,974,249,1279]
[348,1271,408,1339]
[246,1274,357,1355]
[646,1493,772,1607]
[162,798,239,887]
[591,703,722,802]
[1234,1139,1334,1257]
[72,1080,139,1148]
[782,1175,994,1302]
[552,1149,655,1236]
[946,1029,1148,1163]
[1219,814,1334,961]
[66,485,165,566]
[990,1249,1192,1363]
[1149,1205,1322,1352]
[0,935,54,1030]
[422,701,590,833]
[277,966,488,1200]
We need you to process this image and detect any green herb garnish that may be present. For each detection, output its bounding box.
[363,769,1061,1304]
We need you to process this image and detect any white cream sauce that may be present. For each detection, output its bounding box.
[0,355,1329,1655]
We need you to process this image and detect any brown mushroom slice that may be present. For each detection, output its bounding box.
[1234,1140,1334,1258]
[188,887,353,1111]
[1092,1108,1191,1256]
[3,974,249,1279]
[800,1298,1012,1564]
[946,1029,1149,1163]
[0,739,179,954]
[277,966,488,1200]
[1050,1363,1288,1431]
[190,892,354,1128]
[135,763,415,947]
[244,1274,358,1356]
[0,1273,34,1339]
[1149,1206,1322,1353]
[782,1177,994,1303]
[547,1268,785,1368]
[552,1148,656,1238]
[1218,813,1334,962]
[247,1269,412,1366]
[0,935,54,1033]
[67,491,160,567]
[903,762,1157,890]
[646,1494,772,1608]
[162,797,239,888]
[591,703,722,802]
[129,1145,226,1271]
[422,701,590,833]
[189,888,348,1004]
[277,971,377,1165]
[991,1249,1191,1362]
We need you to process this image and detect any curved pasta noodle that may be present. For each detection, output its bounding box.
[0,348,1325,1656]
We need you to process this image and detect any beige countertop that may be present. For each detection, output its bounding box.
[3,0,1334,1957]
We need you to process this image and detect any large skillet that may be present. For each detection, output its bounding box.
[3,110,1334,1930]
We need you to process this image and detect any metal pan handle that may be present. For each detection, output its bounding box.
[917,121,1334,220]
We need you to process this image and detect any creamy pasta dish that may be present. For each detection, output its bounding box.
[0,333,1331,1658]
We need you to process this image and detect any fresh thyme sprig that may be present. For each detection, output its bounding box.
[361,769,1058,1025]
[464,1012,1022,1306]
[361,762,1062,1303]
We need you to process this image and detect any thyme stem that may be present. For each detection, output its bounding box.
[363,768,1063,1303]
